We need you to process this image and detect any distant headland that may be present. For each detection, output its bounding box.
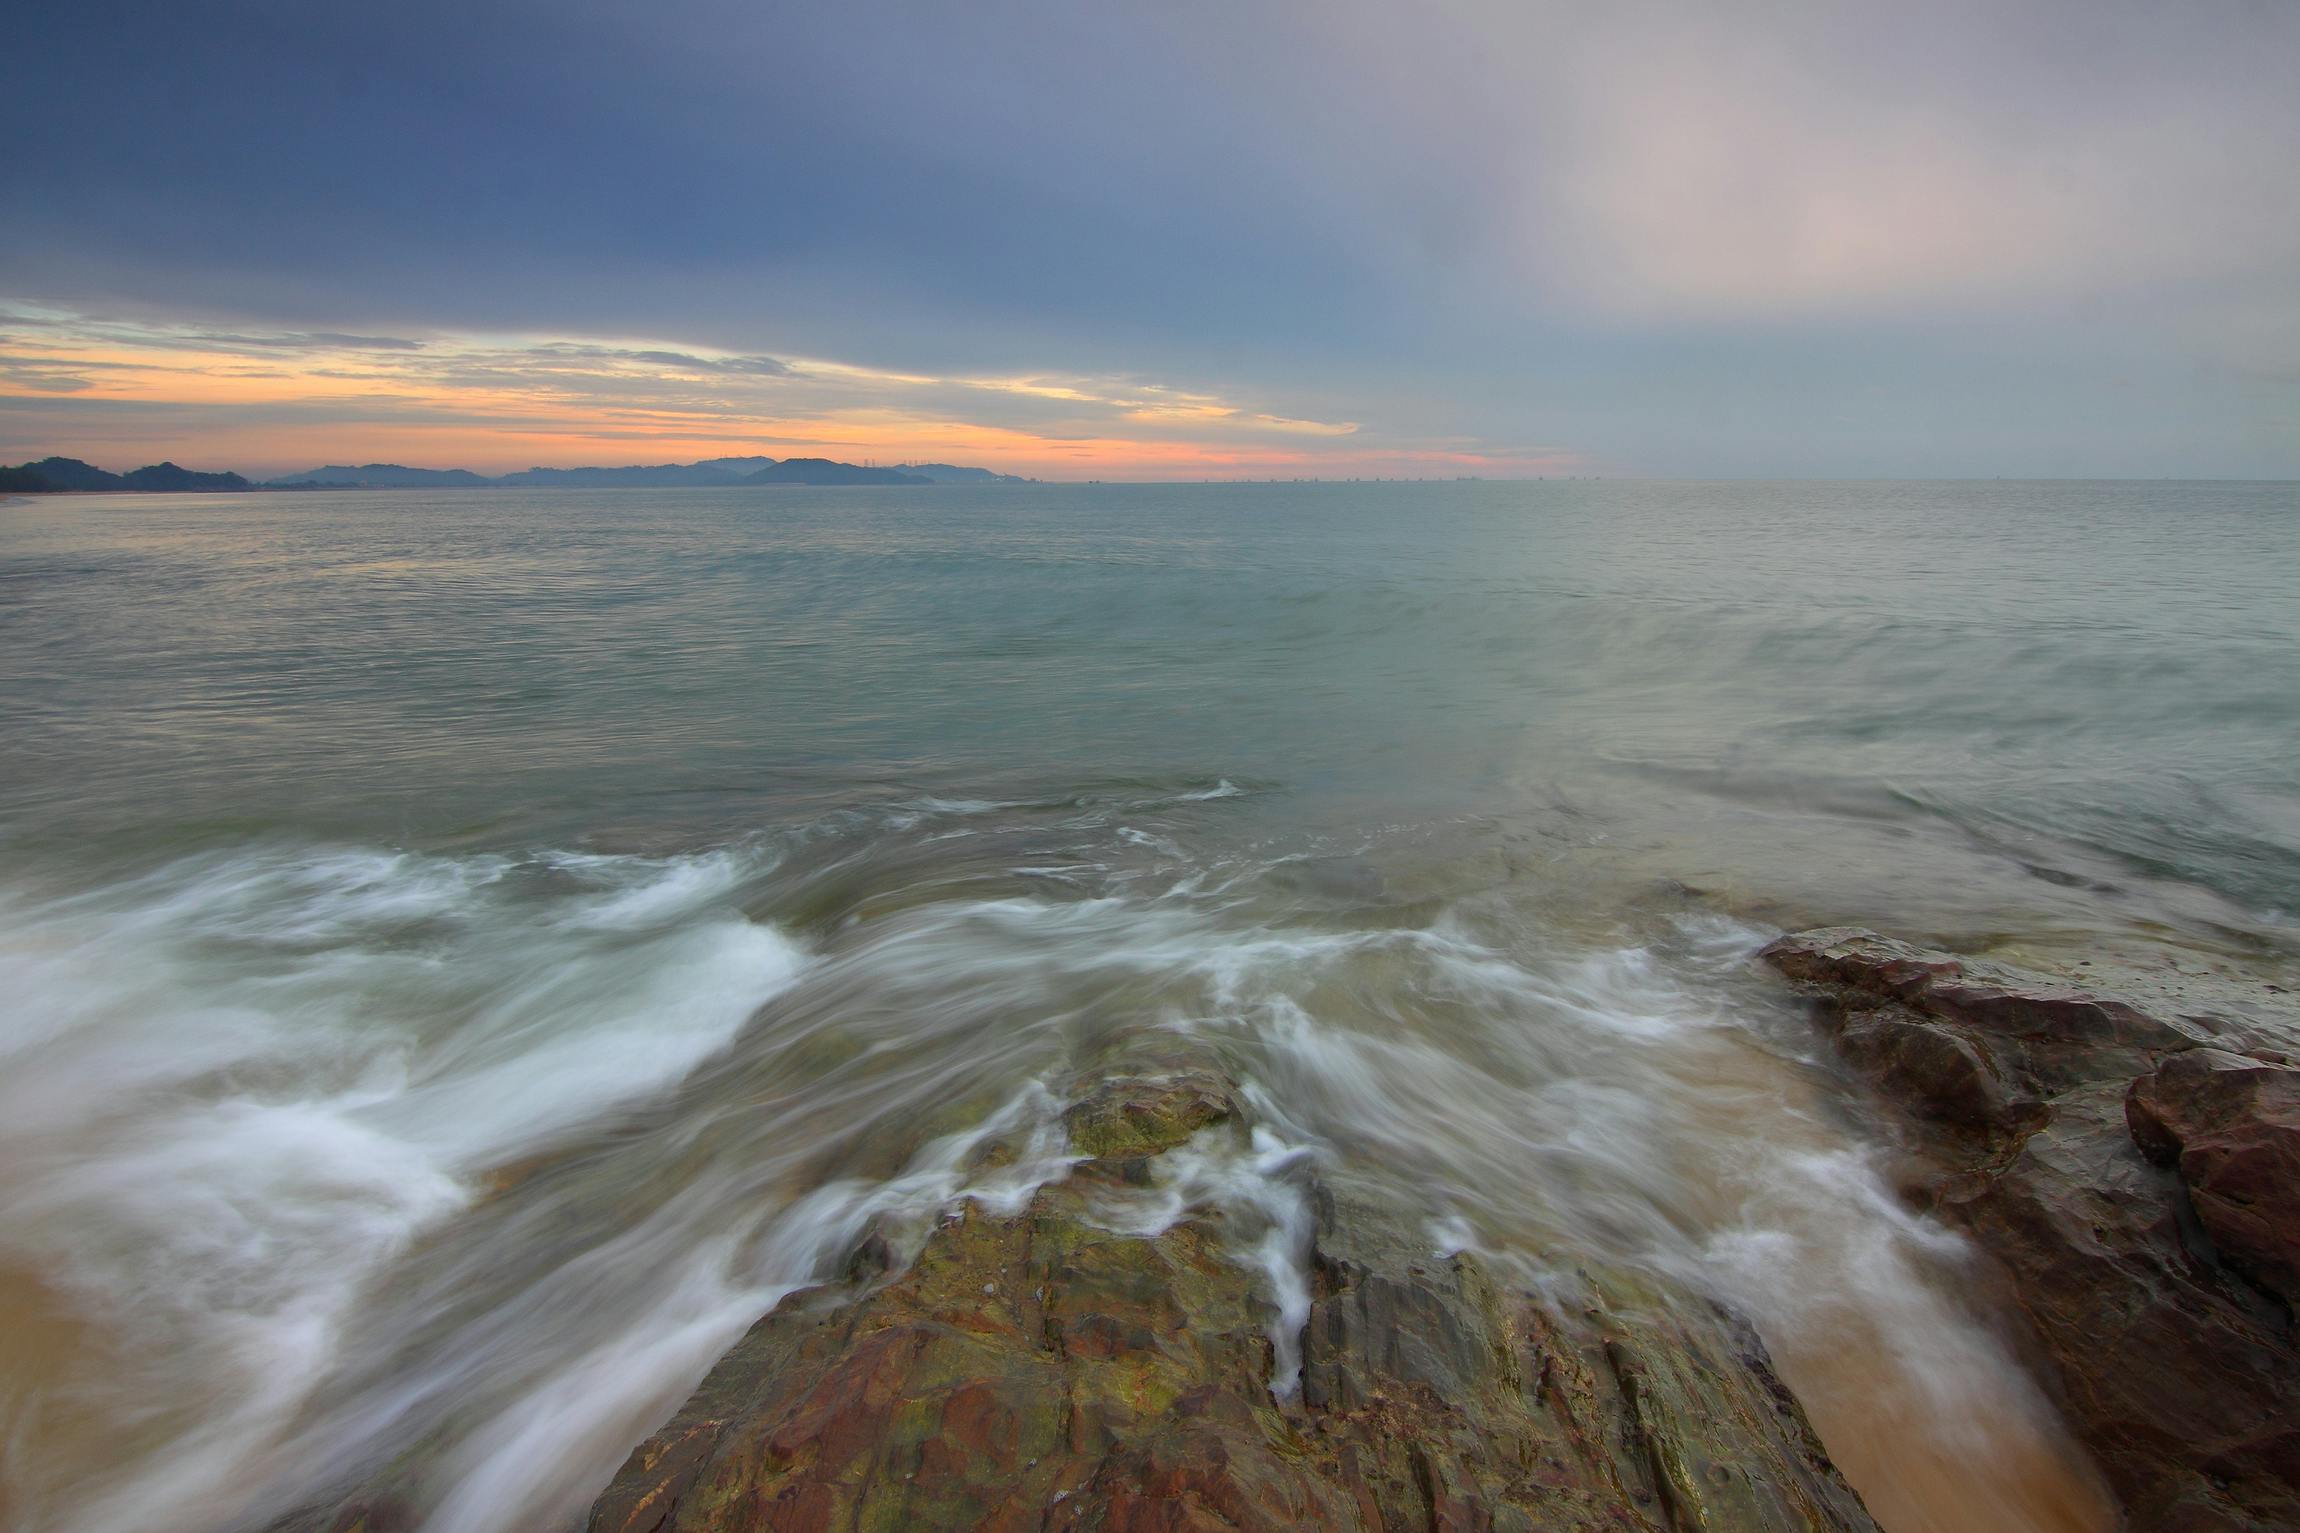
[1,457,251,493]
[1,455,1035,494]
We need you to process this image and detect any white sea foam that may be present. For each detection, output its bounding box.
[1083,1121,1318,1396]
[412,1078,1075,1533]
[545,847,758,929]
[0,839,2104,1533]
[0,843,811,1533]
[1160,779,1247,803]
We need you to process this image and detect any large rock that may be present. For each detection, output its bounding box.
[588,1055,1879,1533]
[2128,1048,2300,1307]
[1761,928,2215,1094]
[1765,928,2300,1533]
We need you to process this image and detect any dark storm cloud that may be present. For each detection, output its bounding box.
[0,0,1395,371]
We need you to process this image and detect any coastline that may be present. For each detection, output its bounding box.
[1764,929,2299,1533]
[571,926,2296,1533]
[293,1042,1890,1533]
[264,916,2295,1533]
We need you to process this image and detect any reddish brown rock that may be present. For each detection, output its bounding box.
[1765,928,2300,1533]
[1833,1012,2025,1132]
[1761,928,2213,1096]
[2128,1048,2300,1306]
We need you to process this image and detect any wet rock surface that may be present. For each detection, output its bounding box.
[1764,928,2300,1533]
[2127,1048,2300,1307]
[586,1050,1879,1533]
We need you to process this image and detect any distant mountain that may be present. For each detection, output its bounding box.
[269,464,491,488]
[493,463,750,487]
[743,458,930,486]
[122,462,250,491]
[16,456,126,490]
[274,455,1010,488]
[4,457,246,492]
[15,452,1022,494]
[893,463,1035,484]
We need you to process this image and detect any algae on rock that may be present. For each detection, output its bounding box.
[588,1055,1878,1533]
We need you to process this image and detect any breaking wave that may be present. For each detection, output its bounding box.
[0,806,2105,1533]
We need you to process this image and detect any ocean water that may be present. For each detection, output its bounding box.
[0,480,2294,1533]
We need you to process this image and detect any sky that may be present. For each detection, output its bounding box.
[4,0,2297,481]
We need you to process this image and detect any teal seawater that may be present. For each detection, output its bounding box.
[3,480,2295,931]
[0,479,2294,1533]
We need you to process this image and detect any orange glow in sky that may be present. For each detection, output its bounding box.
[0,312,1585,481]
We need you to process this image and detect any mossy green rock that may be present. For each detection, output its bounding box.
[588,1059,1877,1533]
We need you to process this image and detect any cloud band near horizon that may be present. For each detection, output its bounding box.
[0,305,1584,480]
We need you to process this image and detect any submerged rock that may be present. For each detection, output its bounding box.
[587,1054,1879,1533]
[1764,928,2300,1533]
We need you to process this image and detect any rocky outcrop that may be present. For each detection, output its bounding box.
[1764,928,2300,1533]
[587,1049,1879,1533]
[2127,1048,2300,1308]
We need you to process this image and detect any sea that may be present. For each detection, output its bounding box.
[2,480,2295,1533]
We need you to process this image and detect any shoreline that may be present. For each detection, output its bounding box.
[569,928,2297,1533]
[259,920,2296,1533]
[323,1046,1891,1533]
[1764,929,2300,1533]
